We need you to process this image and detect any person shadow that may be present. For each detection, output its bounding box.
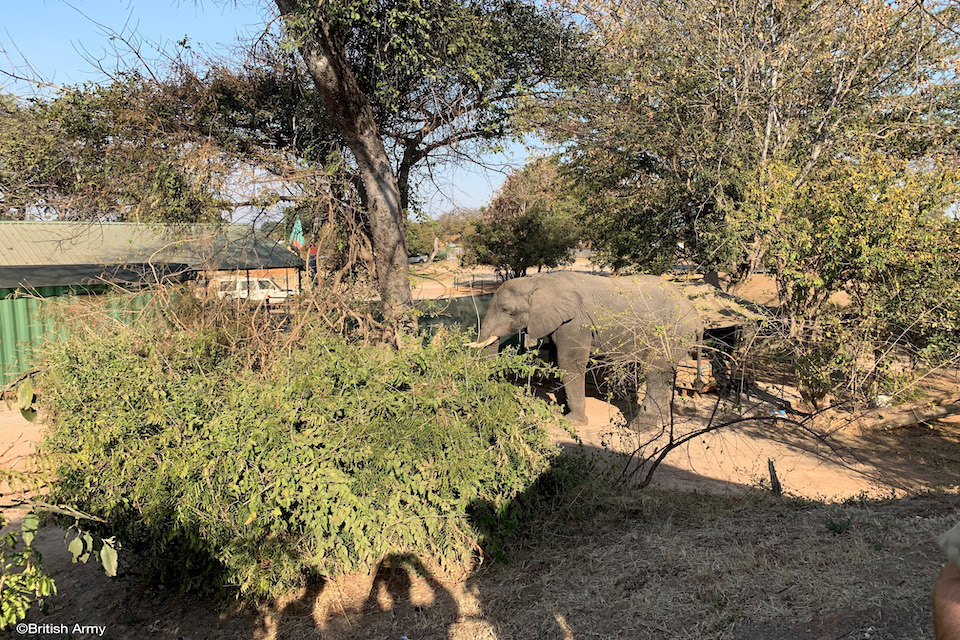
[265,553,462,640]
[359,553,461,639]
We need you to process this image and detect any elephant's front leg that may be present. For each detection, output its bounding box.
[553,325,591,426]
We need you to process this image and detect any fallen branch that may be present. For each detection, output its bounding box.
[864,394,960,430]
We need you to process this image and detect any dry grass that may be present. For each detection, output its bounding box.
[463,491,946,640]
[19,452,957,639]
[237,488,953,640]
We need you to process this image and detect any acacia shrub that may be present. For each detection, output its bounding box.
[40,308,560,599]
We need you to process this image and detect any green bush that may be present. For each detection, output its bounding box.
[40,314,561,599]
[0,513,55,629]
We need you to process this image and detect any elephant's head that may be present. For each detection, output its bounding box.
[468,275,582,349]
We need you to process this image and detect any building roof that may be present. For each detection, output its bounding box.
[0,222,304,289]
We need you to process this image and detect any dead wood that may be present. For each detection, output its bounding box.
[863,392,960,430]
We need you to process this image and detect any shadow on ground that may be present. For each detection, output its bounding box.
[248,440,954,640]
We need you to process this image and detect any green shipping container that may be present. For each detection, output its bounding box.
[0,286,117,389]
[1,289,509,389]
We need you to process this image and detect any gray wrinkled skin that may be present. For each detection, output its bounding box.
[475,272,702,428]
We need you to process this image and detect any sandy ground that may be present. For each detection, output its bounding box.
[0,401,44,519]
[544,391,952,500]
[0,392,901,521]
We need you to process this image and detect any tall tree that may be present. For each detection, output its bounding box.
[274,0,414,335]
[536,0,960,400]
[541,0,960,305]
[272,0,580,335]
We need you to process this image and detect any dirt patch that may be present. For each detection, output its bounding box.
[539,384,960,501]
[0,401,44,518]
[410,263,503,299]
[406,261,783,303]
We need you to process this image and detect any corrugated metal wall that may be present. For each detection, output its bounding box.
[0,287,71,388]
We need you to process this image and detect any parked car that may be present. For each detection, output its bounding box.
[408,254,429,264]
[212,277,297,307]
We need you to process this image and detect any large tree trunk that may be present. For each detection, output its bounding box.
[275,0,415,336]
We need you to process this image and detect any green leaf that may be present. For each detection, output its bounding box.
[20,407,38,423]
[21,512,39,547]
[100,539,118,577]
[67,535,84,562]
[17,377,34,411]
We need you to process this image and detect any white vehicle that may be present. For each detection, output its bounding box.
[212,277,297,307]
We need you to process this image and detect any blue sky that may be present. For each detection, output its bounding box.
[1,0,524,216]
[1,1,268,88]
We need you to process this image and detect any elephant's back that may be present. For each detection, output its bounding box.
[597,274,701,333]
[626,274,696,308]
[544,271,699,323]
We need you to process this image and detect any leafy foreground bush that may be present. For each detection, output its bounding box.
[40,319,561,599]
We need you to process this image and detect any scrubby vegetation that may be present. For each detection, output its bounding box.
[38,296,566,599]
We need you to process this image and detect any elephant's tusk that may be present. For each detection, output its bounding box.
[467,335,500,349]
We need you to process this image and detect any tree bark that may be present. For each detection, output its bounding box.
[396,143,424,215]
[275,0,415,336]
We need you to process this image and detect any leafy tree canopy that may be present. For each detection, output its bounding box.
[0,79,221,222]
[464,157,583,278]
[529,0,960,400]
[276,0,585,209]
[538,0,960,285]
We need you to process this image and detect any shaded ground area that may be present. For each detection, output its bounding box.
[253,492,952,640]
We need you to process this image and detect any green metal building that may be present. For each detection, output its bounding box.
[0,222,304,388]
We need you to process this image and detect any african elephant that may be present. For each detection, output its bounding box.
[469,272,702,427]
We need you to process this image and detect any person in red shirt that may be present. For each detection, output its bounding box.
[308,243,318,274]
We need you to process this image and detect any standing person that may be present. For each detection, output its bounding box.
[308,243,318,275]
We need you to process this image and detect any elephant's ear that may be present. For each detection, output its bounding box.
[526,286,581,341]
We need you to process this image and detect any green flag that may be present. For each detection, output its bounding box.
[289,218,305,251]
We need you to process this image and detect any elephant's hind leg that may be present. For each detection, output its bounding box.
[635,361,675,428]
